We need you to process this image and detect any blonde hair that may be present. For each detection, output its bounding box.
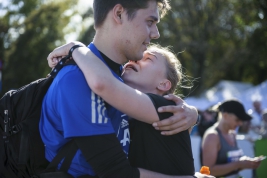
[147,44,182,94]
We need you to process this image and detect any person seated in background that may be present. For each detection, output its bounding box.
[250,100,263,128]
[241,100,264,140]
[260,109,267,138]
[48,42,214,178]
[253,109,267,138]
[202,100,261,178]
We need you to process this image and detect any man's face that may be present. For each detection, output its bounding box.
[120,1,160,62]
[122,50,167,94]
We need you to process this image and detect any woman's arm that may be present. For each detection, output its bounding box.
[47,42,159,124]
[72,46,159,124]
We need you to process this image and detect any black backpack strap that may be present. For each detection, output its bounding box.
[3,90,13,140]
[44,140,78,172]
[49,55,71,78]
[58,140,79,171]
[3,109,10,140]
[38,171,73,178]
[39,140,98,178]
[18,122,29,164]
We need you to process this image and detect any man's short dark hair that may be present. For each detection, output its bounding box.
[93,0,171,28]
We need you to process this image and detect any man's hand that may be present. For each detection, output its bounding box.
[47,41,85,68]
[152,94,198,135]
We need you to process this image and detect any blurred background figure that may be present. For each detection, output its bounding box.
[260,110,267,138]
[242,100,266,142]
[190,109,217,136]
[201,100,261,178]
[252,109,267,138]
[249,100,264,129]
[198,110,218,138]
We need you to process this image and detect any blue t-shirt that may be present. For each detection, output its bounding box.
[39,43,130,177]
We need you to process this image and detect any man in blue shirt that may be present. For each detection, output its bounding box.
[40,1,200,177]
[40,43,132,177]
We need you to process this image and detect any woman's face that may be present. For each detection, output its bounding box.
[122,50,167,94]
[226,113,243,130]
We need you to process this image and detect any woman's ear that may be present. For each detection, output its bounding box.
[157,79,171,93]
[222,112,230,120]
[112,4,124,24]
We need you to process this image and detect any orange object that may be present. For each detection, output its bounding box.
[200,166,210,175]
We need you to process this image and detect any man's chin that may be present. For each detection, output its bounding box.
[131,52,144,61]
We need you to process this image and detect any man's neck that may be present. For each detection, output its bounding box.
[93,35,127,65]
[99,51,122,76]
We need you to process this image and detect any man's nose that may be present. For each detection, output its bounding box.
[150,25,160,39]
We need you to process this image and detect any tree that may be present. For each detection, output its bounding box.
[1,0,76,94]
[4,1,265,96]
[78,8,95,44]
[242,0,267,84]
[155,0,266,96]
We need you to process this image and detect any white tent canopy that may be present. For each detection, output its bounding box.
[237,80,267,111]
[184,96,215,111]
[184,80,254,111]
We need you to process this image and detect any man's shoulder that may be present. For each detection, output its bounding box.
[52,65,88,86]
[57,65,81,78]
[47,65,93,97]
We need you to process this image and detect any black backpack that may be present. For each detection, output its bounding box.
[0,56,76,178]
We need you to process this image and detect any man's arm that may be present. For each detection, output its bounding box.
[74,134,139,178]
[75,134,199,178]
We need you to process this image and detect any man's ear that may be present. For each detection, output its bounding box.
[112,4,124,24]
[157,79,172,93]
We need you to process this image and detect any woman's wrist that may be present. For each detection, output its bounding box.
[233,161,241,170]
[68,44,84,59]
[68,41,86,53]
